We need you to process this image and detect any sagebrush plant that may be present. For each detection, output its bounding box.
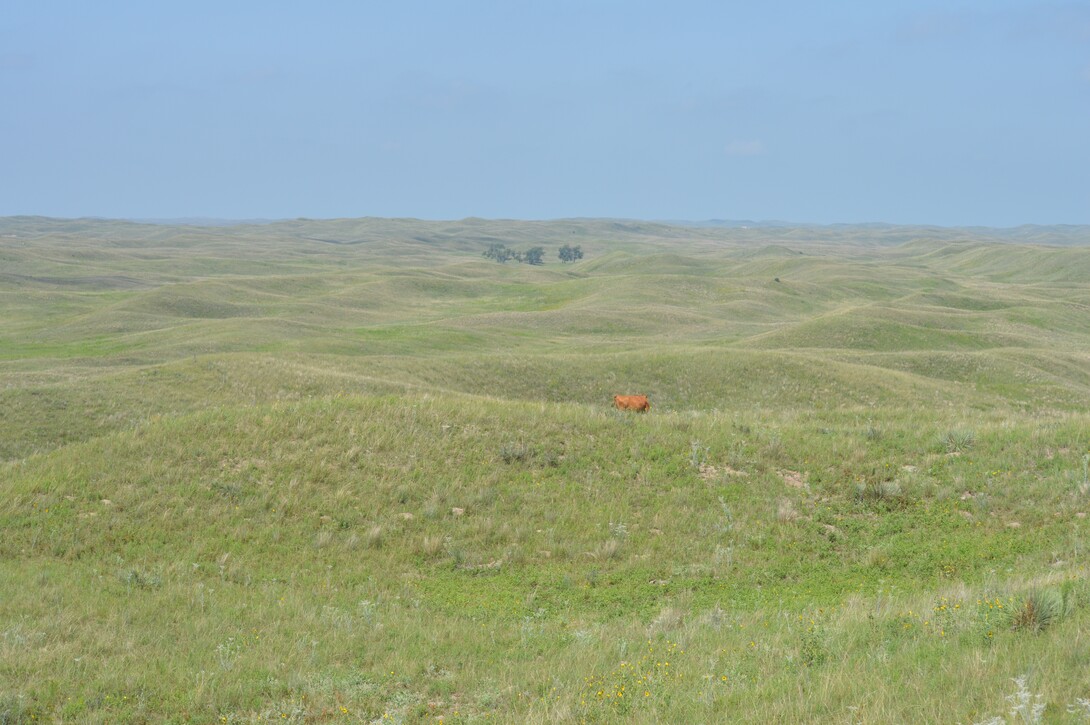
[2,218,1090,722]
[1068,697,1090,719]
[974,675,1045,725]
[689,440,708,468]
[0,694,34,725]
[499,443,531,463]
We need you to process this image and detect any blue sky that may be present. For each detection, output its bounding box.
[2,1,1088,225]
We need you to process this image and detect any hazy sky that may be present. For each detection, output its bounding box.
[2,1,1088,224]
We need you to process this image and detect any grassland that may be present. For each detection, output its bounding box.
[2,216,1090,723]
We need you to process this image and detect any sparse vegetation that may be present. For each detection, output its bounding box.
[1,216,1090,722]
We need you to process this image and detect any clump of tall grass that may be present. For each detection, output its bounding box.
[854,479,908,509]
[1078,453,1090,495]
[1010,588,1069,633]
[118,566,162,590]
[776,498,798,523]
[419,535,446,558]
[592,538,622,560]
[865,547,891,570]
[648,606,684,635]
[763,434,785,459]
[0,694,34,723]
[940,428,975,453]
[499,443,531,463]
[314,530,335,549]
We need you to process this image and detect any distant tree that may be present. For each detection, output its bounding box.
[483,243,514,263]
[523,246,545,265]
[484,243,546,265]
[559,244,584,262]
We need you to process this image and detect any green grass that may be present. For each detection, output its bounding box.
[2,217,1090,722]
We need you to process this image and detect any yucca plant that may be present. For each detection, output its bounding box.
[940,428,976,453]
[1010,588,1065,633]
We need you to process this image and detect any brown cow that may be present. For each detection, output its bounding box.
[613,394,650,412]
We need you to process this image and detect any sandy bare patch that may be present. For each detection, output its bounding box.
[780,470,808,489]
[461,558,503,571]
[700,463,748,480]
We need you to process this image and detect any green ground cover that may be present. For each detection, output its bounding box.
[2,217,1090,722]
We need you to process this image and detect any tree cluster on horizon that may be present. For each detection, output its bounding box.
[483,243,584,265]
[482,244,546,265]
[558,244,583,263]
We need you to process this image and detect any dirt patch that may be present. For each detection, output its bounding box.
[780,470,808,489]
[701,463,749,480]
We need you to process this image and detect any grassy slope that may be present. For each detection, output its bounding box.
[2,218,1090,723]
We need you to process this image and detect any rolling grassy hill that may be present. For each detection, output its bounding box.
[2,217,1090,722]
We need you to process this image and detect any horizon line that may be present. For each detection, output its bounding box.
[2,213,1089,232]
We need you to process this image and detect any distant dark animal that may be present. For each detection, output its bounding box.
[613,394,650,412]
